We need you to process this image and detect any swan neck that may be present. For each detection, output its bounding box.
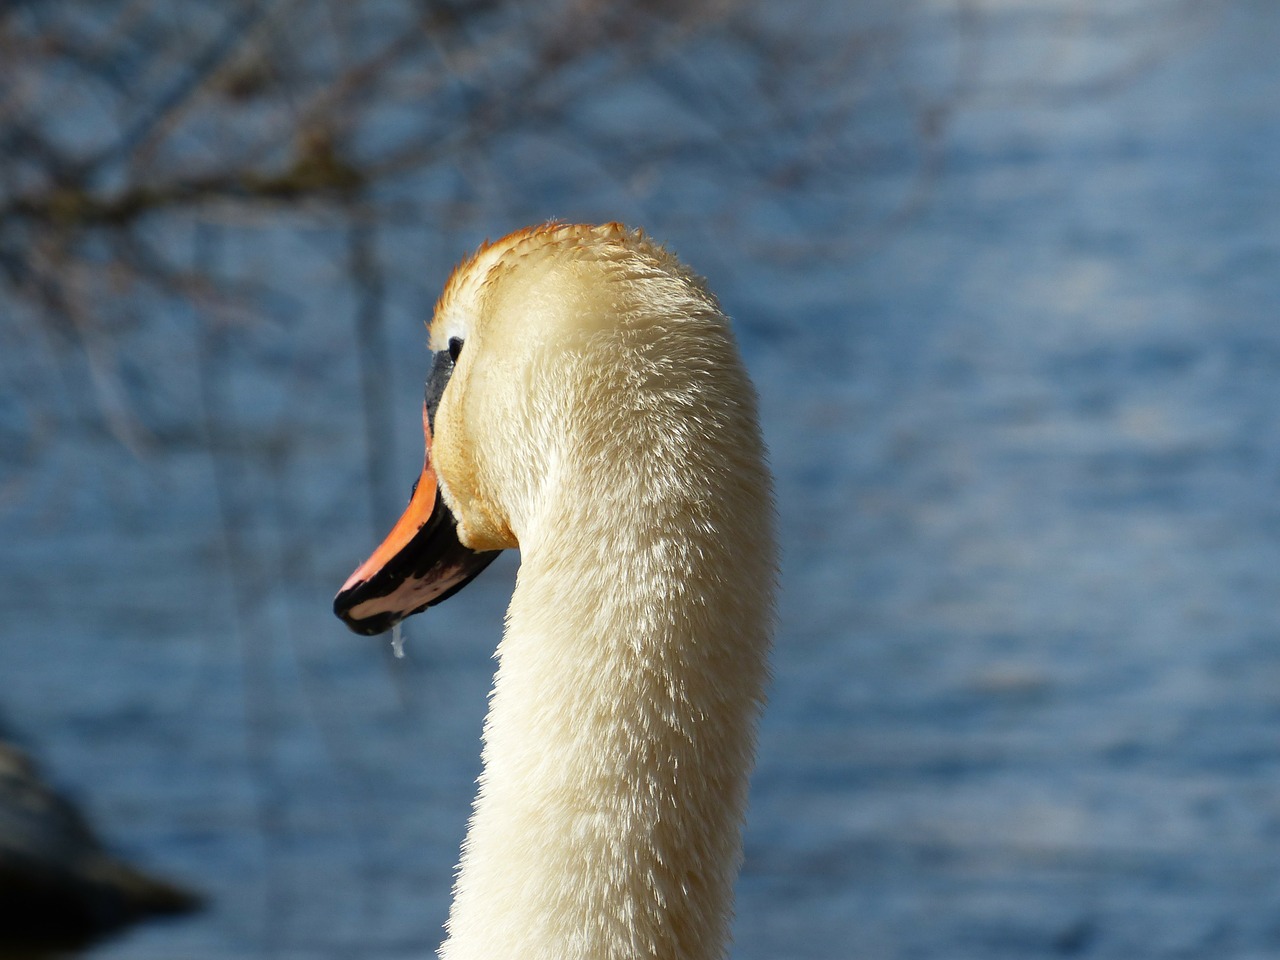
[440,467,773,960]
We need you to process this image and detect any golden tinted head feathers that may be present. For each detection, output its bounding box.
[424,222,746,556]
[428,222,712,347]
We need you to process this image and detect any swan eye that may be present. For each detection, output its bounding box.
[448,337,464,363]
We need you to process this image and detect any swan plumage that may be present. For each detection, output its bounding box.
[335,223,775,960]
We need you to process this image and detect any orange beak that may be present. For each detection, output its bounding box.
[334,398,499,636]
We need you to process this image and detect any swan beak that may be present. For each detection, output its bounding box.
[333,403,499,636]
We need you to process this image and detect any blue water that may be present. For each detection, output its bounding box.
[1,1,1278,957]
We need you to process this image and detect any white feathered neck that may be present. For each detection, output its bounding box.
[433,224,775,960]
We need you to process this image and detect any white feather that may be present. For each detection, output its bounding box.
[425,224,776,960]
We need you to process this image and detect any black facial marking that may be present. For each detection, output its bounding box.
[424,348,454,426]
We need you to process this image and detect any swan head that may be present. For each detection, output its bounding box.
[334,222,752,635]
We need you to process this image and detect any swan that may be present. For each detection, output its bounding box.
[334,222,775,960]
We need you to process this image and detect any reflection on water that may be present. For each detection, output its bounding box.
[1,1,1278,958]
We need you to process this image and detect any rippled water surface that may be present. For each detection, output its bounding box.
[1,2,1278,958]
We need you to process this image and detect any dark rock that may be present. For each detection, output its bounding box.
[0,740,200,952]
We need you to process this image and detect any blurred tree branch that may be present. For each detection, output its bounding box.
[0,0,1212,458]
[0,0,879,460]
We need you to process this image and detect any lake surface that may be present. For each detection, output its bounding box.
[1,1,1278,957]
